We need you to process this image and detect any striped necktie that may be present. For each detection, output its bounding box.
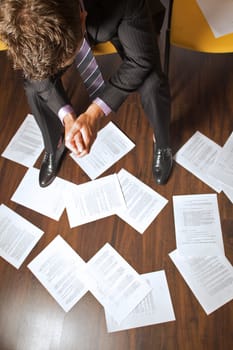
[75,38,105,99]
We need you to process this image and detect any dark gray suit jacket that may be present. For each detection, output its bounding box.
[24,0,165,116]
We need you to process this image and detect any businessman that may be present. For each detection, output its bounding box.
[0,0,172,187]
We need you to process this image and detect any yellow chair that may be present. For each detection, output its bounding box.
[92,41,117,56]
[0,39,7,51]
[164,0,233,74]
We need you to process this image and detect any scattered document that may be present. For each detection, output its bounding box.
[208,131,233,189]
[105,270,175,332]
[196,0,233,38]
[64,174,126,227]
[116,169,168,233]
[169,249,233,314]
[28,235,88,312]
[86,243,152,324]
[174,131,222,192]
[11,167,67,221]
[70,122,135,179]
[0,204,44,269]
[1,114,43,167]
[28,239,152,319]
[173,194,224,256]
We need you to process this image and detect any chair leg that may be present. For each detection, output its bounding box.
[164,28,171,76]
[163,0,173,76]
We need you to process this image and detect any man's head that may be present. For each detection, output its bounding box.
[0,0,83,80]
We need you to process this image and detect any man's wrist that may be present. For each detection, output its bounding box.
[86,103,105,119]
[58,104,75,125]
[63,112,75,126]
[92,97,112,116]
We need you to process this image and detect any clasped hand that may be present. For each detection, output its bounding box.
[64,103,104,157]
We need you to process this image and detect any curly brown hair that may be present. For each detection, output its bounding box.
[0,0,82,80]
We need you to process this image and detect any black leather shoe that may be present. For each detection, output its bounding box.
[152,145,173,185]
[39,141,66,187]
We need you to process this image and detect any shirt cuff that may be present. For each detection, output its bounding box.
[58,104,75,125]
[92,97,112,116]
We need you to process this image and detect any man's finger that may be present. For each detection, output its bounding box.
[65,138,78,154]
[65,128,83,154]
[66,122,80,141]
[74,132,85,153]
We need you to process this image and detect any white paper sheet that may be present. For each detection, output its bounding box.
[196,0,233,38]
[86,243,152,324]
[174,131,222,192]
[70,122,135,179]
[11,167,67,221]
[105,270,175,332]
[0,204,44,269]
[1,114,44,167]
[169,249,233,315]
[208,131,233,189]
[173,194,224,256]
[64,174,126,227]
[28,235,88,312]
[116,169,168,233]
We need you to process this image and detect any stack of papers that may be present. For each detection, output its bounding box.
[169,193,233,314]
[28,236,175,330]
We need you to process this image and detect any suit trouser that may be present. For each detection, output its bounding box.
[24,82,65,155]
[111,35,171,149]
[139,70,171,148]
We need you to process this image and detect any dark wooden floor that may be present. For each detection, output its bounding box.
[0,32,233,350]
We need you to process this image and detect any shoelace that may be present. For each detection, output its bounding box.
[154,148,171,168]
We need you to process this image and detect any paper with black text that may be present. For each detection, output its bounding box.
[105,270,175,332]
[64,174,126,227]
[28,235,88,312]
[11,167,67,221]
[1,114,43,167]
[70,122,135,179]
[196,0,233,38]
[116,169,168,233]
[86,243,152,324]
[208,131,233,189]
[174,131,222,192]
[169,249,233,314]
[0,204,44,269]
[173,194,224,256]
